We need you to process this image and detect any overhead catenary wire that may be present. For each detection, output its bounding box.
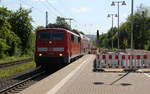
[58,0,82,25]
[20,0,85,31]
[20,1,47,27]
[42,1,58,17]
[22,0,59,27]
[47,0,84,30]
[23,0,59,19]
[45,0,83,30]
[46,0,64,17]
[46,0,87,32]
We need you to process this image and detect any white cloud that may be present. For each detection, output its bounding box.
[71,7,90,13]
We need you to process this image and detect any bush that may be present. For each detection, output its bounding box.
[0,39,10,58]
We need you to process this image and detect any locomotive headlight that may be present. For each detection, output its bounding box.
[39,53,42,56]
[59,53,63,56]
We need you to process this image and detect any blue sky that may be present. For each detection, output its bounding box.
[0,0,150,35]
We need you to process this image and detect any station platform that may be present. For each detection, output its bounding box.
[19,54,150,94]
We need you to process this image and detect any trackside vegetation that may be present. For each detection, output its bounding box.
[0,7,35,59]
[0,62,36,78]
[0,56,31,63]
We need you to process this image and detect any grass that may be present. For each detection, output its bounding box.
[0,56,32,63]
[0,62,36,78]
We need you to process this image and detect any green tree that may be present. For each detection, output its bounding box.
[47,16,83,35]
[9,8,33,55]
[0,39,10,58]
[102,5,150,50]
[47,16,71,30]
[0,7,21,58]
[99,27,118,48]
[119,4,150,49]
[96,30,99,40]
[56,16,71,30]
[35,26,44,31]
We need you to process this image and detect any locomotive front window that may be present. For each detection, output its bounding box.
[39,32,51,40]
[39,31,64,41]
[52,31,64,40]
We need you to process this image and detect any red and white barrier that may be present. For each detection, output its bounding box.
[95,54,150,69]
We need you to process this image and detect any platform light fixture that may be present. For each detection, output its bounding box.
[111,1,126,49]
[107,13,117,49]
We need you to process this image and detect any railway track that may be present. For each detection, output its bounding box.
[0,67,46,94]
[0,60,67,94]
[0,58,33,69]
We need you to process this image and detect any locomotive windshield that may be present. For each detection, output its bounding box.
[39,30,64,41]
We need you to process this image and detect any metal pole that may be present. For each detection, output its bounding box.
[69,19,72,29]
[117,2,120,49]
[141,11,145,49]
[46,11,48,28]
[112,15,114,28]
[131,0,134,49]
[64,18,73,29]
[19,0,22,8]
[112,15,114,49]
[111,1,126,49]
[0,0,3,8]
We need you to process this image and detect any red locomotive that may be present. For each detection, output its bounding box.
[35,28,90,68]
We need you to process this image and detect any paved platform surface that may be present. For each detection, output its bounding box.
[19,54,150,94]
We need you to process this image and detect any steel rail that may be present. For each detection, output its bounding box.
[0,67,45,94]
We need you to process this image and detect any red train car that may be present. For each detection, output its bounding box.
[35,28,84,67]
[78,33,90,54]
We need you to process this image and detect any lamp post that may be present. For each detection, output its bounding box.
[111,1,126,49]
[131,0,134,49]
[141,11,145,49]
[107,14,117,49]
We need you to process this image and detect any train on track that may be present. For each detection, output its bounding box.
[35,28,91,68]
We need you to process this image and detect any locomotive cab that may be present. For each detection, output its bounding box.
[35,28,70,67]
